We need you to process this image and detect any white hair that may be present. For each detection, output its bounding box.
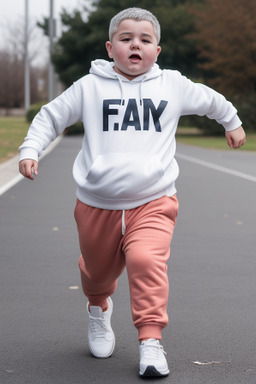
[109,8,161,43]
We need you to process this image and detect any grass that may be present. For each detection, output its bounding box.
[0,118,255,164]
[176,127,256,152]
[0,116,30,163]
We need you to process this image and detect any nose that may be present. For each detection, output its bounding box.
[131,38,141,50]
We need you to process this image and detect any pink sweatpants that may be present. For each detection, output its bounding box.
[74,195,179,340]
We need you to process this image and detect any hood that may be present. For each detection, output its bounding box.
[89,59,162,82]
[89,59,162,104]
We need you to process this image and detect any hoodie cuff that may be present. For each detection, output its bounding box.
[224,115,242,132]
[19,148,39,163]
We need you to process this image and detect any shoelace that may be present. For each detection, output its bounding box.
[142,341,167,359]
[89,315,109,337]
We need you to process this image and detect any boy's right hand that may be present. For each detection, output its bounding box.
[19,159,38,180]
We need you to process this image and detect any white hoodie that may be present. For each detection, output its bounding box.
[19,59,242,210]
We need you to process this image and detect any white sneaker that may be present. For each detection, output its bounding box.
[87,297,115,358]
[139,338,169,377]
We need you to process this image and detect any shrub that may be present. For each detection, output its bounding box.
[182,92,256,135]
[232,93,256,133]
[64,122,84,135]
[26,101,47,122]
[26,101,84,135]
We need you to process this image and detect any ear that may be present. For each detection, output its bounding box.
[155,46,161,62]
[105,41,113,59]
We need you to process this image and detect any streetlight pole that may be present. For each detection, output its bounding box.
[24,0,30,110]
[48,0,55,101]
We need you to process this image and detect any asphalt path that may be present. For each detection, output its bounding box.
[1,136,256,384]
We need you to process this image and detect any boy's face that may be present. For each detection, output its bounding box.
[106,19,161,80]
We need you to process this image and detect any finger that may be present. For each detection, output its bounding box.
[241,136,246,146]
[33,162,38,176]
[226,134,233,149]
[23,162,34,180]
[234,136,246,149]
[19,162,29,179]
[25,164,34,180]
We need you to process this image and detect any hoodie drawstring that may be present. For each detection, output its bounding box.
[115,74,146,107]
[116,76,125,105]
[139,77,146,105]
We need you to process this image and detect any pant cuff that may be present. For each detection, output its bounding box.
[137,323,164,341]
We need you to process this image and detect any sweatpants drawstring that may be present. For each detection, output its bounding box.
[122,210,126,236]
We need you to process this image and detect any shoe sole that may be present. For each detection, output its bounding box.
[140,365,169,377]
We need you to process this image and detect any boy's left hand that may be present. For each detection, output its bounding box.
[226,126,246,149]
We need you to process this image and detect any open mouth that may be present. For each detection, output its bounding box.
[129,54,142,62]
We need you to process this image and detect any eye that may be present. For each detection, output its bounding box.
[121,38,131,42]
[142,39,151,44]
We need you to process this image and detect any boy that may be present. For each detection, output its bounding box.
[19,8,246,378]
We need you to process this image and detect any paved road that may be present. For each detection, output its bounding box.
[1,136,256,384]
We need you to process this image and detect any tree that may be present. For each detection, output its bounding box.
[185,0,256,132]
[189,0,256,97]
[42,0,202,87]
[0,51,23,109]
[0,18,48,111]
[156,3,200,76]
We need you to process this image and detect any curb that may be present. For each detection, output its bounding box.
[0,135,63,196]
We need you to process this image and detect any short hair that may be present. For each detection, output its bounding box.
[109,8,161,43]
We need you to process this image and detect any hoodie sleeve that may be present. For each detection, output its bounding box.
[19,79,83,162]
[179,74,242,131]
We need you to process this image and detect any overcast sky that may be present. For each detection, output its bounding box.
[0,0,83,21]
[0,0,85,64]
